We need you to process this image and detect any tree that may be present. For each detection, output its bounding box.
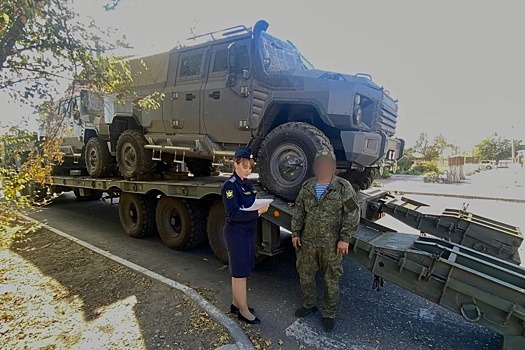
[408,133,455,161]
[0,0,128,103]
[473,134,522,162]
[0,0,133,247]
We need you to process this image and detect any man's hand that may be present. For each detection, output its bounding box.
[258,205,270,216]
[337,240,350,255]
[292,236,301,249]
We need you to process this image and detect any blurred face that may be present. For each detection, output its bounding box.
[313,156,336,180]
[234,159,253,179]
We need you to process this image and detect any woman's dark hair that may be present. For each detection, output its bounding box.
[234,158,255,169]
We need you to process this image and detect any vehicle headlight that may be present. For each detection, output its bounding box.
[354,94,361,106]
[353,105,362,124]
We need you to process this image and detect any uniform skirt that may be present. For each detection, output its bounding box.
[224,223,255,278]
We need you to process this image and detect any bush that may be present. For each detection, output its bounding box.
[411,161,442,175]
[423,171,442,183]
[378,168,392,179]
[396,156,413,173]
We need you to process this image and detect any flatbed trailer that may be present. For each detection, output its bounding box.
[47,175,525,350]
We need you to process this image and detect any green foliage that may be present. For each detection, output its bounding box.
[411,161,443,175]
[0,0,128,103]
[423,171,442,183]
[407,133,456,161]
[473,134,522,161]
[396,156,413,173]
[378,168,392,179]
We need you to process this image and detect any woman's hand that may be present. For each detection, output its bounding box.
[258,204,270,216]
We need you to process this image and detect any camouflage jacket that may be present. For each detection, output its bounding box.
[291,176,359,247]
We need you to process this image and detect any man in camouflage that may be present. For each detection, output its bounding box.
[291,150,360,332]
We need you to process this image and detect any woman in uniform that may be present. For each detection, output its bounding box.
[222,147,269,324]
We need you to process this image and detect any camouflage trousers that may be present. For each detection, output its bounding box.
[296,243,343,318]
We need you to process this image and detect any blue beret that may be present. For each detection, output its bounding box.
[234,147,253,159]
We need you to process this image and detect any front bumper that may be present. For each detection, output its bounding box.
[340,131,404,167]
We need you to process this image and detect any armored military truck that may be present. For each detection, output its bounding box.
[63,20,404,200]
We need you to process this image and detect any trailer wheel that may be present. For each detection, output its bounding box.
[73,188,103,201]
[116,130,156,179]
[118,192,157,238]
[338,168,377,192]
[206,200,228,264]
[155,196,206,250]
[85,137,112,178]
[186,158,213,177]
[257,122,333,201]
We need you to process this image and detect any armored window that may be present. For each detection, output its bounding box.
[235,45,250,72]
[212,49,228,72]
[179,53,203,77]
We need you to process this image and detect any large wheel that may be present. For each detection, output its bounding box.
[339,168,377,192]
[257,122,333,201]
[85,137,113,178]
[186,158,213,177]
[116,129,156,179]
[155,196,206,250]
[206,200,228,264]
[118,192,157,238]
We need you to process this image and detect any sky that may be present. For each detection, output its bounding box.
[1,0,524,150]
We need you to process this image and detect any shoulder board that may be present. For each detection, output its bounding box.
[302,177,315,188]
[335,176,351,188]
[228,176,236,183]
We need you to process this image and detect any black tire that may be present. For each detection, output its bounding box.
[206,200,228,264]
[206,200,266,264]
[155,196,206,250]
[85,137,113,178]
[257,122,333,201]
[116,129,156,179]
[118,192,157,238]
[339,168,377,192]
[26,183,50,205]
[73,188,103,201]
[186,158,213,177]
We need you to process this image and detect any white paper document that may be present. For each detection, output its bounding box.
[240,199,273,211]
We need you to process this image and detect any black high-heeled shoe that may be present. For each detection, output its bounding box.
[238,312,261,325]
[230,304,255,314]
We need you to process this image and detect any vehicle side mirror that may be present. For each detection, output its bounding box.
[227,42,237,87]
[227,42,237,72]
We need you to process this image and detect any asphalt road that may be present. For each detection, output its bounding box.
[29,193,503,350]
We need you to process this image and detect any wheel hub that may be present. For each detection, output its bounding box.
[167,209,182,237]
[122,143,137,170]
[128,204,138,225]
[88,148,98,169]
[270,144,308,186]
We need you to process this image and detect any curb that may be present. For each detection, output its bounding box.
[385,190,525,204]
[20,214,255,350]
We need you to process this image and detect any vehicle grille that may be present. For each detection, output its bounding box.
[375,104,397,136]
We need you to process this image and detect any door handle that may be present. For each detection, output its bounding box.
[208,91,221,100]
[185,93,196,101]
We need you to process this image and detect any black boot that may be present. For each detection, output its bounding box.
[294,306,317,317]
[322,317,335,332]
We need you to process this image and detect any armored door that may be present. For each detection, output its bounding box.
[202,41,253,144]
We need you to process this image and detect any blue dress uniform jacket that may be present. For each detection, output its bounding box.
[221,172,258,278]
